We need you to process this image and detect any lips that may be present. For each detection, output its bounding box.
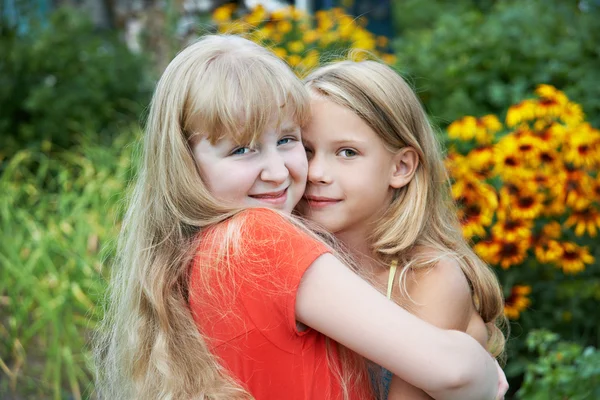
[302,195,342,209]
[249,188,288,205]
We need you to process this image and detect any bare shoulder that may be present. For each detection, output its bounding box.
[397,256,474,331]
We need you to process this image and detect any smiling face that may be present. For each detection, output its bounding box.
[297,96,400,237]
[191,117,307,214]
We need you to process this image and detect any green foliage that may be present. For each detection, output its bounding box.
[0,130,138,399]
[0,7,153,156]
[517,330,600,399]
[393,0,600,128]
[391,0,496,34]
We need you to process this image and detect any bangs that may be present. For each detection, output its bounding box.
[186,49,310,145]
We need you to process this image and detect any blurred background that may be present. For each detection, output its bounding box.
[1,0,599,398]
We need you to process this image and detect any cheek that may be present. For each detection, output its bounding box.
[287,147,308,181]
[204,161,260,200]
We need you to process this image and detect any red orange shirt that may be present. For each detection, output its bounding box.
[188,208,370,399]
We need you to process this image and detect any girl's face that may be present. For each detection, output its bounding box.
[297,96,399,237]
[192,117,307,214]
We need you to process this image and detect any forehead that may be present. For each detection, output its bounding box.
[304,97,373,142]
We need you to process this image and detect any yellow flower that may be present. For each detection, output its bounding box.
[542,221,562,239]
[338,21,355,39]
[493,137,535,183]
[271,7,291,21]
[272,47,287,59]
[496,239,529,269]
[245,5,267,26]
[217,20,249,34]
[594,175,600,201]
[559,242,594,274]
[377,35,389,47]
[452,176,498,211]
[563,169,594,210]
[491,217,533,242]
[561,102,585,126]
[481,114,503,135]
[474,239,501,265]
[288,40,305,54]
[504,285,532,320]
[352,29,376,51]
[303,30,319,44]
[316,11,334,32]
[287,54,302,67]
[465,146,495,177]
[448,116,479,142]
[506,100,536,127]
[514,133,543,166]
[476,235,528,269]
[564,206,600,237]
[498,186,545,221]
[291,7,306,20]
[381,54,397,65]
[276,19,293,34]
[212,5,235,23]
[535,84,568,106]
[454,178,498,239]
[534,239,563,264]
[563,123,600,169]
[300,50,319,71]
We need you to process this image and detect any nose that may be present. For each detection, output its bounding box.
[260,151,289,185]
[307,154,331,185]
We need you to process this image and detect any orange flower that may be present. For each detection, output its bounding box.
[534,239,563,264]
[491,217,533,242]
[493,136,535,182]
[558,242,595,274]
[542,221,562,239]
[563,168,594,210]
[506,100,536,127]
[474,235,528,269]
[504,285,532,320]
[564,206,600,237]
[465,146,495,177]
[448,116,495,144]
[498,186,545,221]
[563,123,600,169]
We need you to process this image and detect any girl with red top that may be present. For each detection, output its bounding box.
[95,35,507,400]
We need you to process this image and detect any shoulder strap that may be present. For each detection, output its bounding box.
[386,259,398,300]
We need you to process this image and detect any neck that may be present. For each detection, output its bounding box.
[335,226,384,276]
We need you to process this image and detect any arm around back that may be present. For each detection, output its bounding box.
[295,253,501,400]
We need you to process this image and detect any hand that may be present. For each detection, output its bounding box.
[495,359,508,400]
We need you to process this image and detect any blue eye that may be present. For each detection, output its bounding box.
[231,147,252,155]
[278,137,296,146]
[338,148,358,158]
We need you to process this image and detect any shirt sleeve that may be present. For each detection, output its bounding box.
[231,208,330,344]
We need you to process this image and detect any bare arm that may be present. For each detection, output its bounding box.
[295,254,503,400]
[387,258,482,400]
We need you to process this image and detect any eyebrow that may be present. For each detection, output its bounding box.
[280,125,300,134]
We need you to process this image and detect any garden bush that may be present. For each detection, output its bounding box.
[393,0,600,129]
[210,4,395,76]
[445,85,600,379]
[0,7,153,157]
[518,330,600,399]
[0,130,139,399]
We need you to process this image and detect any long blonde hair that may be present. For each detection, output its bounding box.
[304,61,507,359]
[94,35,314,399]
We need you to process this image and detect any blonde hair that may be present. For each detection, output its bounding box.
[94,35,316,399]
[304,61,507,359]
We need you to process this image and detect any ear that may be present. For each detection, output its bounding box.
[389,147,419,189]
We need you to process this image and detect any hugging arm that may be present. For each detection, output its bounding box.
[296,254,505,400]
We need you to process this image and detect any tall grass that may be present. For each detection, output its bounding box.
[0,129,139,399]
